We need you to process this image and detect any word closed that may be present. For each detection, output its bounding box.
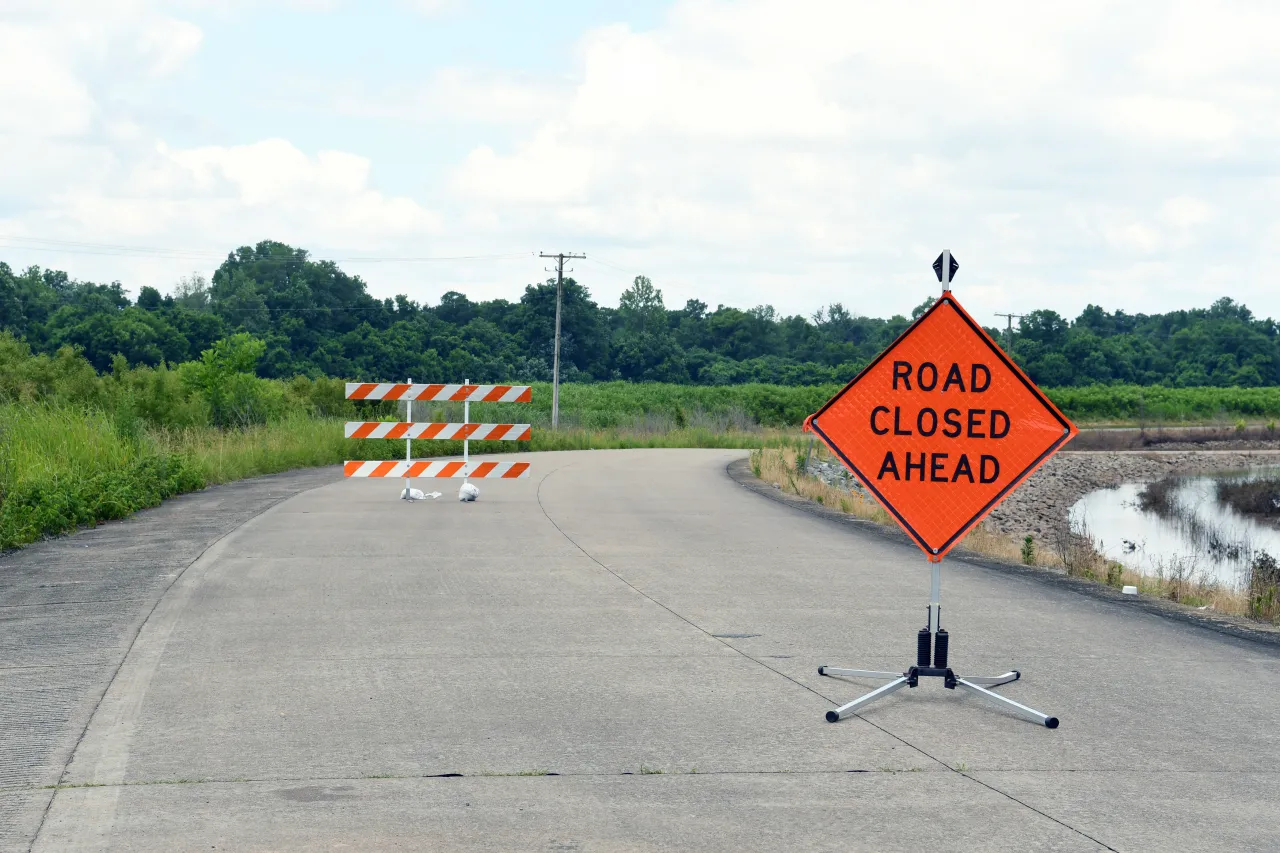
[871,361,1005,485]
[808,294,1077,559]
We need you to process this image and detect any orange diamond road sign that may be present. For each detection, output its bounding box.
[807,293,1077,561]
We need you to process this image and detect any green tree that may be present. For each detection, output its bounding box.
[179,334,282,428]
[613,276,687,381]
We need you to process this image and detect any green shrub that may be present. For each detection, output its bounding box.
[1021,535,1035,565]
[179,334,282,428]
[0,452,205,550]
[1249,551,1280,622]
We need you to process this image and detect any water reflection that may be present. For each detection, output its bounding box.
[1068,468,1280,589]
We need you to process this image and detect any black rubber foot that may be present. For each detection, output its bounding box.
[817,666,826,676]
[825,710,840,723]
[1012,670,1021,681]
[1045,717,1059,729]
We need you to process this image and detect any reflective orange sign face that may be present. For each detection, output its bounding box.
[808,293,1077,561]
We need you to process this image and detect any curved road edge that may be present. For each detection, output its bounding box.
[0,465,342,852]
[725,456,1280,650]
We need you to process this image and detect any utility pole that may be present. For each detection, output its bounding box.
[538,251,586,430]
[995,312,1025,353]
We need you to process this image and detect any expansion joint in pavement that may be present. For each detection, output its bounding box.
[26,486,313,853]
[536,463,1121,853]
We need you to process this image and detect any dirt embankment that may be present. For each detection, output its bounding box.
[985,450,1280,541]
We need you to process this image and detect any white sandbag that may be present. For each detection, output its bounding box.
[401,487,441,501]
[458,482,480,502]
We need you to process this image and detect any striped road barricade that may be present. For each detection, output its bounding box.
[344,378,532,500]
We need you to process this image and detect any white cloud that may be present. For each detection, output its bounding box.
[0,1,441,292]
[0,26,95,136]
[333,68,567,126]
[135,16,204,76]
[1159,197,1214,232]
[3,0,1280,320]
[438,0,1280,320]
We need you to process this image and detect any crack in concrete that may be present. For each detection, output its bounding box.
[533,461,1120,853]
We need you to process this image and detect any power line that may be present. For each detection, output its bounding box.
[584,254,635,274]
[0,235,533,264]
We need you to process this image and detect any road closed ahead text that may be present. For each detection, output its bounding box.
[872,360,1003,484]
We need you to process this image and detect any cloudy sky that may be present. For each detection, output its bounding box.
[2,0,1278,324]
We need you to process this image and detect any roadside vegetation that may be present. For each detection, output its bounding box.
[7,239,1280,392]
[751,445,1280,624]
[1215,478,1280,519]
[0,333,801,550]
[7,320,1280,554]
[8,240,1280,554]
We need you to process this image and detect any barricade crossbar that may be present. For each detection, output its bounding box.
[345,383,531,403]
[344,422,531,441]
[344,460,530,479]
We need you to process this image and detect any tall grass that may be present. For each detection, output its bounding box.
[0,404,204,549]
[157,414,800,485]
[0,403,134,485]
[0,400,800,550]
[753,445,1279,622]
[6,325,1280,553]
[752,445,1027,563]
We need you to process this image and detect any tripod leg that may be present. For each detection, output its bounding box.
[825,676,909,723]
[956,679,1059,728]
[960,671,1020,687]
[818,667,902,679]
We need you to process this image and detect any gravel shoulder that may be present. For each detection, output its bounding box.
[987,449,1280,541]
[767,457,1280,646]
[806,448,1280,543]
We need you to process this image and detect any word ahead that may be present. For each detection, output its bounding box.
[869,362,1006,485]
[808,294,1077,560]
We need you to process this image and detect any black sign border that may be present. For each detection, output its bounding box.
[810,294,1073,557]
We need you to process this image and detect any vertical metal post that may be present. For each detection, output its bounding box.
[934,249,949,630]
[552,264,563,430]
[463,377,470,484]
[929,561,941,634]
[404,377,412,498]
[539,251,583,431]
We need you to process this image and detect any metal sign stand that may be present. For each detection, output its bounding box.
[819,556,1057,727]
[818,251,1059,729]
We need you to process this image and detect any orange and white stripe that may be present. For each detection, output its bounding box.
[343,460,531,479]
[345,383,531,403]
[344,422,531,441]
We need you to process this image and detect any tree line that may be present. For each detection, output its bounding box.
[3,239,1278,388]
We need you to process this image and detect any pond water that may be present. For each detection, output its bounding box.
[1068,468,1280,589]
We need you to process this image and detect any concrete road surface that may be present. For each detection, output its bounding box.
[5,449,1279,852]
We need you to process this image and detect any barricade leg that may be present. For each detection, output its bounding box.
[960,671,1020,688]
[817,667,902,679]
[818,567,1058,728]
[824,677,910,722]
[956,679,1058,728]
